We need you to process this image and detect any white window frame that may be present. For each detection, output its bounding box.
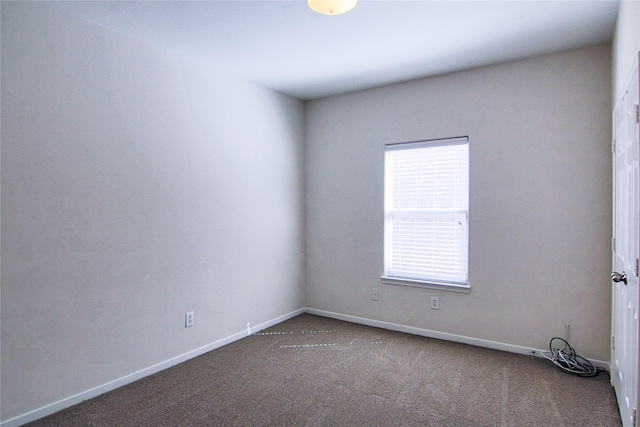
[381,136,470,293]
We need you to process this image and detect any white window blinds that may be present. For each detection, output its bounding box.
[384,137,469,286]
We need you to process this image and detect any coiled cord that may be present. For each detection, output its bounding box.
[541,337,601,377]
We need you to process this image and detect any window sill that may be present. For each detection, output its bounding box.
[380,276,471,293]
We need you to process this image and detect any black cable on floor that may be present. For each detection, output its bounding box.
[541,337,602,377]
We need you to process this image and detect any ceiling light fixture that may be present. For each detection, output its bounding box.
[307,0,357,16]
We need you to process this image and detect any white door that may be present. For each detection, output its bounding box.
[612,58,640,427]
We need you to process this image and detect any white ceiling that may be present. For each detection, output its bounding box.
[47,0,620,100]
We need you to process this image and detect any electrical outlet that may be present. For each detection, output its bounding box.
[185,312,194,327]
[372,288,379,301]
[430,296,439,310]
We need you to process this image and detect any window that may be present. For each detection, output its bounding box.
[382,137,469,291]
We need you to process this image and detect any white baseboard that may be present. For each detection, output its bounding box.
[0,308,305,427]
[303,307,611,372]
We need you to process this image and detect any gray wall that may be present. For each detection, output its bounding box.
[305,44,612,362]
[1,3,305,421]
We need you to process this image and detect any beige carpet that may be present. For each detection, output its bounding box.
[27,314,621,426]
